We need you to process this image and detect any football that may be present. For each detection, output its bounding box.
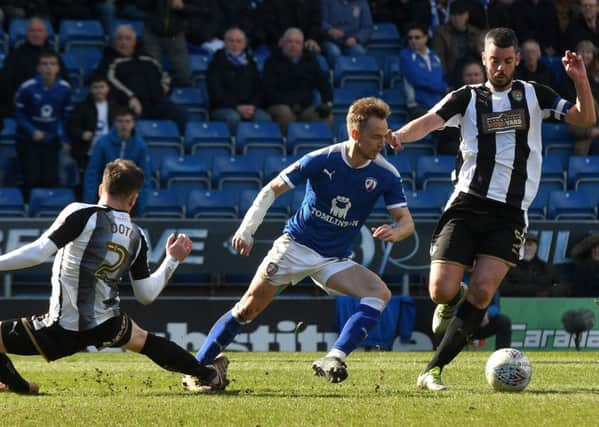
[485,348,532,392]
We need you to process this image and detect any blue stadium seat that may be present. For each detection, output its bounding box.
[186,189,238,218]
[544,143,572,169]
[383,55,402,88]
[263,154,301,182]
[367,22,401,59]
[9,18,55,48]
[423,181,453,200]
[540,55,564,85]
[239,189,291,218]
[0,187,25,217]
[159,155,211,196]
[286,122,333,155]
[542,122,572,146]
[380,87,407,121]
[405,189,444,219]
[235,122,284,156]
[170,87,208,121]
[547,190,596,220]
[386,154,415,191]
[527,193,546,220]
[147,144,183,176]
[534,181,563,214]
[59,20,105,51]
[541,154,566,188]
[184,121,233,158]
[575,180,599,208]
[109,19,144,42]
[71,87,89,104]
[29,188,75,217]
[143,189,185,218]
[315,53,333,85]
[567,155,599,188]
[61,48,103,87]
[334,55,382,92]
[417,155,454,189]
[332,87,377,124]
[189,54,211,87]
[212,154,263,192]
[136,120,181,144]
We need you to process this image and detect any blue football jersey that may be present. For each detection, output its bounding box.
[280,142,408,258]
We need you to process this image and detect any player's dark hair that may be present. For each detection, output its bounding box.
[113,106,137,119]
[88,73,108,85]
[405,23,428,37]
[102,159,144,198]
[485,27,519,51]
[347,97,390,133]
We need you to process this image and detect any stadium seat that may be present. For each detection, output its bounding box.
[147,144,183,176]
[405,189,445,219]
[58,20,105,51]
[547,190,596,220]
[541,154,566,188]
[184,121,233,158]
[0,187,25,217]
[534,181,563,215]
[109,19,144,42]
[286,122,333,155]
[386,155,415,191]
[263,154,301,182]
[143,189,185,218]
[72,87,89,104]
[239,189,291,218]
[380,87,407,121]
[235,122,284,156]
[189,54,211,87]
[62,48,103,86]
[212,154,263,192]
[186,189,238,218]
[334,55,382,92]
[169,87,208,121]
[575,180,599,208]
[544,143,572,169]
[29,188,75,217]
[9,18,55,48]
[567,155,599,188]
[527,193,546,220]
[366,22,401,59]
[542,122,571,146]
[416,155,454,189]
[0,118,17,185]
[315,53,333,85]
[159,155,211,196]
[136,120,181,144]
[332,87,377,125]
[383,55,402,88]
[423,181,453,200]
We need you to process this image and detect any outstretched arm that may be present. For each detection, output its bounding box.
[232,177,291,256]
[389,112,445,151]
[563,50,596,127]
[130,233,192,305]
[371,206,415,243]
[0,238,58,271]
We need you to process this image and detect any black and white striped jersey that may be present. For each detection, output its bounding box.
[42,202,150,331]
[431,80,572,211]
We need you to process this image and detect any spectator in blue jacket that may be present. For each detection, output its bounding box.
[400,23,448,118]
[15,50,73,198]
[83,108,151,216]
[321,0,373,66]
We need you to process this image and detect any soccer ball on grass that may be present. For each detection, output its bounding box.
[485,348,532,392]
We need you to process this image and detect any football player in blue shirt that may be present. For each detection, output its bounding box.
[186,97,415,390]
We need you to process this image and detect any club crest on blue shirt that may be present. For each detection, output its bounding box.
[365,177,377,192]
[510,90,523,102]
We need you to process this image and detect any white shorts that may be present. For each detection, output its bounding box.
[257,234,357,295]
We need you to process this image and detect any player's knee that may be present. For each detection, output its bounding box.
[429,281,458,304]
[466,285,494,308]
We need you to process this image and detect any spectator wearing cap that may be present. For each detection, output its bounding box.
[570,233,599,297]
[501,233,561,297]
[432,0,481,87]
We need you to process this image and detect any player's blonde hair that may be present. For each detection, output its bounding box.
[346,97,390,134]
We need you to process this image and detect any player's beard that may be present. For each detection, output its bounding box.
[488,69,514,91]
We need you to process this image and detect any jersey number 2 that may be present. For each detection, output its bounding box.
[95,242,129,280]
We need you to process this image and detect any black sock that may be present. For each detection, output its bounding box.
[447,288,464,306]
[140,334,215,380]
[425,300,486,372]
[0,353,31,394]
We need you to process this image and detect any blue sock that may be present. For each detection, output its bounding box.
[333,303,381,356]
[195,310,241,365]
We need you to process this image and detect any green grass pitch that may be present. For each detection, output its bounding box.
[2,351,598,426]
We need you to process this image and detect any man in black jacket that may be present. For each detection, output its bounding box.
[96,24,187,133]
[207,28,270,132]
[263,28,333,134]
[138,0,206,87]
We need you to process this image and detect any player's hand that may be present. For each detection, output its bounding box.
[232,232,254,256]
[388,131,404,152]
[166,233,193,261]
[371,224,400,242]
[562,50,588,82]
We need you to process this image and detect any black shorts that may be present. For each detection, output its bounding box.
[430,192,526,268]
[1,313,133,362]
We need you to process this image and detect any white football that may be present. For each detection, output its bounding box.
[485,348,532,392]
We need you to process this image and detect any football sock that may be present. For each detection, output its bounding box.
[141,334,214,379]
[195,309,241,365]
[332,298,384,358]
[447,288,465,306]
[425,300,486,372]
[0,353,31,394]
